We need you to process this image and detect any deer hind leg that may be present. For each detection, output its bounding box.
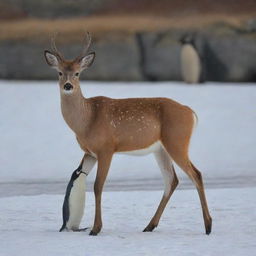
[189,162,212,234]
[162,139,212,235]
[143,146,179,232]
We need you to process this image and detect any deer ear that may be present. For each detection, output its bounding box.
[44,50,59,68]
[80,52,95,70]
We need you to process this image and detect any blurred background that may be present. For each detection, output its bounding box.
[0,1,256,193]
[1,0,256,82]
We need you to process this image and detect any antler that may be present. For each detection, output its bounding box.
[79,32,92,58]
[49,32,92,61]
[51,33,63,59]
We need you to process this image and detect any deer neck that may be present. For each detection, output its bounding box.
[60,86,91,135]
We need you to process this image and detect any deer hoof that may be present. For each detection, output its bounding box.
[89,230,98,236]
[143,224,157,232]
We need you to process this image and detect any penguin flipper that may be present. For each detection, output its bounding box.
[60,193,70,232]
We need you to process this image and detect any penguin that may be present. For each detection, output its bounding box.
[180,35,204,84]
[59,165,88,232]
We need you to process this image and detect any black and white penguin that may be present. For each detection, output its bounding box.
[59,166,87,232]
[180,35,204,84]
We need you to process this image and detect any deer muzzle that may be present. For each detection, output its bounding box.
[64,83,73,91]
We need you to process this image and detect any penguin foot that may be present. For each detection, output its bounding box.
[73,227,89,232]
[59,227,68,232]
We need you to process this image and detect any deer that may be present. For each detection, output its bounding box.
[44,32,212,236]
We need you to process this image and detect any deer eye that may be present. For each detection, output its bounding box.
[58,72,63,76]
[75,72,79,77]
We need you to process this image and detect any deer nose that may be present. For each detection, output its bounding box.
[64,83,73,91]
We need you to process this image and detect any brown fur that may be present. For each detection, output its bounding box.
[44,37,212,236]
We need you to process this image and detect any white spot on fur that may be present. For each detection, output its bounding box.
[110,120,116,128]
[192,111,198,133]
[118,141,161,156]
[154,146,174,197]
[62,89,74,95]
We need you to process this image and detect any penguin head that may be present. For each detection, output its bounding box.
[71,169,86,181]
[180,34,196,47]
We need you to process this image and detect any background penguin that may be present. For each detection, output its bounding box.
[180,34,205,84]
[59,165,87,232]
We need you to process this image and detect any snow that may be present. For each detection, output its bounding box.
[0,188,255,256]
[1,80,256,184]
[0,81,255,255]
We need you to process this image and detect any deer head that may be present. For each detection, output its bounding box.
[44,33,95,95]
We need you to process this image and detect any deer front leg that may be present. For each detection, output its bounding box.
[89,152,113,236]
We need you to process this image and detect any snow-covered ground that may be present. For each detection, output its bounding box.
[1,81,256,184]
[1,81,256,255]
[0,188,255,256]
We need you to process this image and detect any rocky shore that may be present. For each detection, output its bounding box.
[0,21,256,82]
